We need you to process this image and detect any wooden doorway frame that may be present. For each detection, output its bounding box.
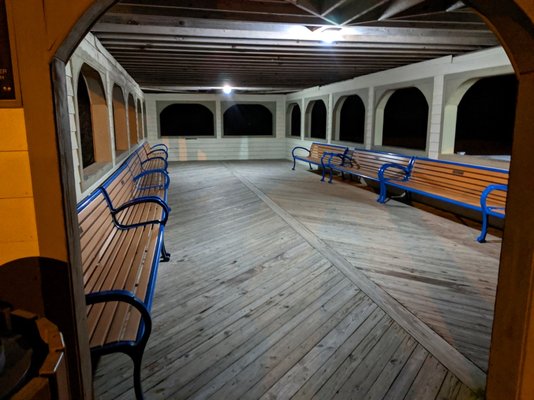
[47,1,534,398]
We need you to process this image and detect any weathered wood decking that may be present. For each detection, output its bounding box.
[94,160,500,399]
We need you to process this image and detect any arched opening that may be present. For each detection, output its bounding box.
[441,79,479,154]
[77,75,94,168]
[455,75,518,156]
[336,95,365,143]
[223,104,273,136]
[76,64,112,172]
[159,103,215,136]
[287,103,301,137]
[127,93,138,146]
[111,84,128,154]
[307,100,327,140]
[382,87,428,150]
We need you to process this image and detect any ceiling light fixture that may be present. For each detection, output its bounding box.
[223,84,233,94]
[317,27,343,44]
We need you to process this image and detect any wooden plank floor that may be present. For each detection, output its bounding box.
[93,160,500,399]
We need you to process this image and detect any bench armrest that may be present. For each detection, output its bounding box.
[480,184,508,211]
[141,156,168,171]
[323,152,359,168]
[147,148,168,160]
[378,163,411,181]
[101,188,170,228]
[292,146,310,158]
[377,161,414,204]
[113,197,170,228]
[85,290,152,340]
[134,169,170,190]
[136,151,168,170]
[150,143,168,152]
[478,183,507,242]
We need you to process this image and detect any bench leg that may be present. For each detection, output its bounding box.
[132,350,145,400]
[308,162,313,170]
[161,241,171,262]
[127,312,152,400]
[477,210,489,243]
[378,181,388,203]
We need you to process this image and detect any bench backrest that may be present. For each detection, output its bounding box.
[309,142,348,161]
[410,158,508,205]
[77,164,136,289]
[350,149,413,180]
[76,145,162,291]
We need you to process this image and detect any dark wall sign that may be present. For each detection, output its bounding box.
[0,0,16,102]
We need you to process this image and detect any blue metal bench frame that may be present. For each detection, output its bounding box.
[322,148,415,184]
[76,143,171,400]
[377,157,508,243]
[291,142,348,171]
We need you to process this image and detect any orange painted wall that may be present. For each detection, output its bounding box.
[0,108,39,263]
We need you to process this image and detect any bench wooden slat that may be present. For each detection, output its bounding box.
[87,229,141,345]
[394,181,503,207]
[413,159,508,181]
[411,165,508,188]
[86,202,165,345]
[100,227,154,345]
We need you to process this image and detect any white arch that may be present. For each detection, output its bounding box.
[286,102,301,138]
[373,90,395,146]
[441,78,480,154]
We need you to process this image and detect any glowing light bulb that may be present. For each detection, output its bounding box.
[223,85,233,94]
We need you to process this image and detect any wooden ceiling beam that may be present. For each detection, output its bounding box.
[93,24,497,46]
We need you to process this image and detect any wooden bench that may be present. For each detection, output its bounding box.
[322,148,415,184]
[377,157,508,242]
[291,142,348,171]
[77,144,171,399]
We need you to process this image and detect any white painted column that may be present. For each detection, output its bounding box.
[365,87,375,150]
[215,100,223,139]
[327,93,333,143]
[105,71,117,164]
[276,99,285,139]
[300,98,305,140]
[428,75,445,159]
[145,97,158,142]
